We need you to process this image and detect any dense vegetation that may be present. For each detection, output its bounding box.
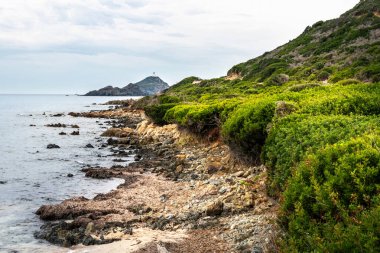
[137,0,380,251]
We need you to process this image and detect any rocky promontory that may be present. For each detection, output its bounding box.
[85,76,169,96]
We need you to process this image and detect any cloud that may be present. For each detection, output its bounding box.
[0,0,360,93]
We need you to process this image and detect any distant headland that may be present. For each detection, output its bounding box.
[84,76,169,96]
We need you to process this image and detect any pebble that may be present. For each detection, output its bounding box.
[219,187,228,194]
[233,171,245,177]
[252,246,263,253]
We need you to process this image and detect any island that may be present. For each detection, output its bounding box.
[85,76,169,96]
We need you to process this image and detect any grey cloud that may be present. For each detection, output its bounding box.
[51,2,166,27]
[166,32,186,38]
[124,0,149,9]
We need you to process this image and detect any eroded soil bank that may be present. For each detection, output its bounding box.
[35,105,279,253]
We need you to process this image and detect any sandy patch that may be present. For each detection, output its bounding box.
[69,228,187,253]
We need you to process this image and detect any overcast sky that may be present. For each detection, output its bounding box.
[0,0,359,94]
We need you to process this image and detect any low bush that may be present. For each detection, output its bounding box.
[317,70,330,81]
[263,115,380,194]
[335,79,361,86]
[280,133,380,252]
[222,99,276,155]
[287,83,321,92]
[266,74,289,86]
[144,103,177,125]
[164,104,221,134]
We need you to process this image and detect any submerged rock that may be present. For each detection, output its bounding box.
[47,144,60,149]
[46,123,66,128]
[252,246,264,253]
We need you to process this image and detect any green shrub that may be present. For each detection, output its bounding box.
[298,85,380,116]
[164,104,221,133]
[336,79,361,86]
[144,103,177,125]
[266,74,289,86]
[280,133,380,252]
[263,115,380,194]
[222,99,276,155]
[287,83,321,92]
[158,95,181,104]
[317,70,330,81]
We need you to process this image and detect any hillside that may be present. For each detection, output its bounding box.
[228,0,380,84]
[136,0,380,251]
[85,76,169,96]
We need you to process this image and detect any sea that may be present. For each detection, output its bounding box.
[0,95,137,253]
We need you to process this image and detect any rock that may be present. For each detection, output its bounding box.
[190,174,199,180]
[85,222,94,235]
[107,138,118,145]
[243,170,251,178]
[101,128,134,138]
[30,124,36,127]
[71,131,80,135]
[206,162,222,174]
[71,125,80,129]
[59,132,67,135]
[47,144,60,149]
[205,200,224,216]
[275,101,296,118]
[233,171,245,177]
[85,144,94,148]
[207,165,218,174]
[160,194,168,202]
[163,139,174,145]
[0,181,7,184]
[82,169,113,179]
[252,246,263,253]
[67,173,74,177]
[134,155,142,161]
[165,214,175,220]
[52,113,64,117]
[157,243,171,253]
[46,123,66,128]
[112,159,127,163]
[175,165,184,174]
[219,187,228,194]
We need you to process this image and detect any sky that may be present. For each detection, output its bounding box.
[0,0,359,94]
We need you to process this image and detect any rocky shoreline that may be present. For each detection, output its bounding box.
[35,102,279,253]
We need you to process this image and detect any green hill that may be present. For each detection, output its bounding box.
[229,0,380,84]
[137,0,380,251]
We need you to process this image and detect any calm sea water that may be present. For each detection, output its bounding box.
[0,95,136,253]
